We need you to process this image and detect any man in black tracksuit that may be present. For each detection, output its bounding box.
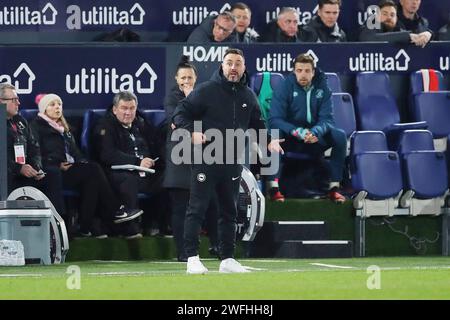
[173,48,283,274]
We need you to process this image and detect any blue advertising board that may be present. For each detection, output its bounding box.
[0,1,448,41]
[0,45,166,110]
[0,42,448,110]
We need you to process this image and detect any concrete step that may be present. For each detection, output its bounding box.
[275,240,353,258]
[254,221,329,242]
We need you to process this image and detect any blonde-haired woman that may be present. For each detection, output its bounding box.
[30,94,143,238]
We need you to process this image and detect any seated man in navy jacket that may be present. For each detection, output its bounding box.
[269,54,347,203]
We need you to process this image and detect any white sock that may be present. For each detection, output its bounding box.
[329,182,340,190]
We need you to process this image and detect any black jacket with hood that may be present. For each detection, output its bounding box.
[172,67,266,163]
[302,16,347,42]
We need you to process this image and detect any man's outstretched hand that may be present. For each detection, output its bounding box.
[268,139,285,154]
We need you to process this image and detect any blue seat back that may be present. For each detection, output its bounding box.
[355,72,400,131]
[140,109,166,127]
[403,151,448,198]
[325,72,342,93]
[413,91,450,138]
[352,151,403,199]
[331,93,356,138]
[19,109,38,121]
[397,130,435,154]
[410,69,445,95]
[81,109,106,158]
[249,72,284,95]
[350,131,388,154]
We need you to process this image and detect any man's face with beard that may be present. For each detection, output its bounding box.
[294,62,315,88]
[380,5,398,31]
[222,53,245,83]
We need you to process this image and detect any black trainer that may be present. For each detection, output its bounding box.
[113,205,143,224]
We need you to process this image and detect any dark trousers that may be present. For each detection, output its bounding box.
[184,164,242,259]
[108,170,163,209]
[8,165,65,216]
[282,127,347,183]
[62,162,118,231]
[169,188,218,258]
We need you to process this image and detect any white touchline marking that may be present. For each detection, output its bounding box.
[310,263,355,269]
[0,274,43,278]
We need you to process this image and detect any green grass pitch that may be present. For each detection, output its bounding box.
[0,256,449,300]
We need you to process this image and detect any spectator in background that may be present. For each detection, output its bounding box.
[269,54,347,204]
[303,0,346,42]
[260,7,304,42]
[187,12,237,43]
[230,2,259,43]
[30,94,143,238]
[164,56,219,262]
[359,0,425,46]
[2,83,65,216]
[438,16,450,41]
[94,91,166,238]
[397,0,432,47]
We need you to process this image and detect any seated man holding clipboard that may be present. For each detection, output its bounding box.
[95,91,166,238]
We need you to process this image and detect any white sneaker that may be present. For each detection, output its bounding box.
[219,258,250,273]
[186,255,208,275]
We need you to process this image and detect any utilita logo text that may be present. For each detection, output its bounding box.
[349,49,411,72]
[65,63,157,94]
[256,53,294,72]
[0,3,57,25]
[265,6,318,25]
[0,63,36,94]
[172,3,230,25]
[66,3,145,30]
[440,56,449,71]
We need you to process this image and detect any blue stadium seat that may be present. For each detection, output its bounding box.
[356,71,427,150]
[325,72,342,93]
[350,131,404,217]
[80,109,106,158]
[413,92,450,139]
[409,69,446,122]
[410,69,445,95]
[396,130,448,215]
[331,93,356,138]
[140,109,166,127]
[250,72,284,95]
[19,109,38,121]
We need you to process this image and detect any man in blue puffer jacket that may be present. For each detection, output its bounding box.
[269,53,347,203]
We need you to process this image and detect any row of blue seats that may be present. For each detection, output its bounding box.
[351,129,448,217]
[251,71,450,145]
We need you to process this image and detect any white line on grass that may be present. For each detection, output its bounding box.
[0,274,42,278]
[310,263,355,269]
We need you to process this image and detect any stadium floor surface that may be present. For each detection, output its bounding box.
[1,256,449,300]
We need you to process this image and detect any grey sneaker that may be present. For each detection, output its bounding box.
[113,206,143,224]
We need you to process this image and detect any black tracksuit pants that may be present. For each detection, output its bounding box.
[169,188,219,259]
[184,163,242,259]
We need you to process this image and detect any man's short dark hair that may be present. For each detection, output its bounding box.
[223,48,244,60]
[318,0,342,8]
[378,0,397,10]
[230,2,251,13]
[293,53,315,69]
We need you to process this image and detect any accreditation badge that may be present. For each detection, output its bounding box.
[14,144,26,164]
